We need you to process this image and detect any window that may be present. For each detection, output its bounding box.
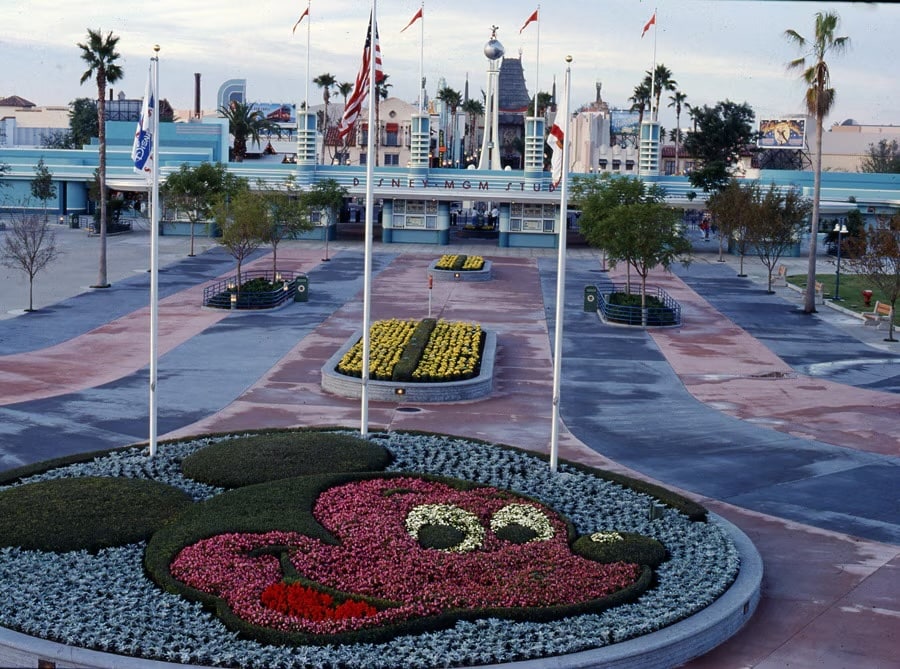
[359,153,367,165]
[598,159,608,169]
[625,160,635,171]
[664,160,675,175]
[612,159,621,171]
[385,123,400,147]
[383,153,400,166]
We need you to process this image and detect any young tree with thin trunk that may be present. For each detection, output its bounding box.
[212,186,267,293]
[846,213,899,342]
[163,162,238,256]
[785,11,849,313]
[256,175,313,275]
[748,185,812,293]
[30,158,57,223]
[1,211,60,312]
[78,29,123,289]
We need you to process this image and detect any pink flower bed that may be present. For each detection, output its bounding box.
[170,477,642,635]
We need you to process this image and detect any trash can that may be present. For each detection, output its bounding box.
[294,275,309,302]
[583,285,598,312]
[69,213,80,229]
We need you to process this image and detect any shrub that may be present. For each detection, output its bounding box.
[181,432,393,488]
[0,477,191,553]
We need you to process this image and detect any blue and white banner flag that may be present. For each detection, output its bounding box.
[132,67,155,178]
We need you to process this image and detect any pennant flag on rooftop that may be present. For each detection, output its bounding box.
[131,66,155,178]
[292,6,310,34]
[641,11,656,38]
[520,9,539,34]
[339,12,384,140]
[401,6,423,33]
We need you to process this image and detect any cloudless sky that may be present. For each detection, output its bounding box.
[2,1,896,131]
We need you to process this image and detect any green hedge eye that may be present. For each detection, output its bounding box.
[490,504,554,544]
[405,504,484,552]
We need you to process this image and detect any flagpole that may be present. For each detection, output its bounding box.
[650,7,658,121]
[149,45,160,457]
[533,5,541,118]
[360,1,377,439]
[306,0,311,108]
[549,57,571,473]
[419,2,425,114]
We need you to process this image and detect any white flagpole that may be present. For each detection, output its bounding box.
[533,5,541,118]
[419,2,425,114]
[306,0,311,108]
[360,1,377,438]
[650,7,658,121]
[149,45,161,457]
[549,58,571,473]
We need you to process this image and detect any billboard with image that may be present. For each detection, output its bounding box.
[758,118,806,149]
[610,110,641,136]
[255,103,296,125]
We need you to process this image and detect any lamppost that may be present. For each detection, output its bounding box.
[832,221,848,301]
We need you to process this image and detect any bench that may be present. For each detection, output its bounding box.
[773,264,788,287]
[814,281,825,305]
[863,301,894,329]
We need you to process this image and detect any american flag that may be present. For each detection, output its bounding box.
[338,12,384,140]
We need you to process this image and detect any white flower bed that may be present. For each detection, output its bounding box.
[0,432,739,668]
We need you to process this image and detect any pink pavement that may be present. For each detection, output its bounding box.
[1,249,897,668]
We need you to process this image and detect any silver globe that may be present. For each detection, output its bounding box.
[484,38,505,61]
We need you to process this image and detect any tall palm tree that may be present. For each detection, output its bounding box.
[785,11,850,313]
[78,29,123,289]
[668,90,688,173]
[437,86,462,166]
[629,81,651,128]
[313,73,336,163]
[461,98,484,161]
[336,82,354,164]
[217,101,280,162]
[642,64,677,122]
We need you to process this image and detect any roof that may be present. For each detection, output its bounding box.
[498,57,531,113]
[0,95,36,108]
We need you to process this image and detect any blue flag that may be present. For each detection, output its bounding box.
[132,67,155,177]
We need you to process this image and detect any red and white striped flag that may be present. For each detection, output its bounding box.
[641,11,656,38]
[339,12,384,140]
[519,8,538,34]
[292,6,309,34]
[401,6,423,33]
[547,74,569,186]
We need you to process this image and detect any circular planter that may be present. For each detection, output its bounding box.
[321,330,496,402]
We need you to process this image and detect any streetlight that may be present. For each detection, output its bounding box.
[832,221,848,301]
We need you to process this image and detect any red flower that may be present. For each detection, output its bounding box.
[261,582,377,621]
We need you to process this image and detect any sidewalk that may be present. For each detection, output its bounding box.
[0,232,897,668]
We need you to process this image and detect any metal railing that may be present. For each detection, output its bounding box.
[598,284,682,326]
[202,270,305,309]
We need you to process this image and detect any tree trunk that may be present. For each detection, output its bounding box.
[804,114,825,313]
[28,275,34,311]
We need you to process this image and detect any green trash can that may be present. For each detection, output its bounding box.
[69,213,80,229]
[294,275,309,302]
[584,285,598,312]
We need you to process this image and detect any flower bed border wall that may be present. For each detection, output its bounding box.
[321,331,496,402]
[0,512,761,669]
[428,260,493,282]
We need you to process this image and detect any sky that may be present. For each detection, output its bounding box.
[2,1,897,132]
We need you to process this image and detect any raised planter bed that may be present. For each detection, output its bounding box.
[597,285,682,327]
[427,258,493,282]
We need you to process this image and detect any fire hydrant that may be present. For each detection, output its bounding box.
[862,290,874,307]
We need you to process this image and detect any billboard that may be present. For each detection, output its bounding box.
[758,118,806,149]
[255,103,296,125]
[610,110,641,136]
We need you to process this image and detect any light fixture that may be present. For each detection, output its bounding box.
[832,222,849,301]
[230,292,237,309]
[394,388,406,396]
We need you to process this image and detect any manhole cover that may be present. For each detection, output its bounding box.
[395,406,423,413]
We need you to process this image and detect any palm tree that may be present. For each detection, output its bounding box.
[437,86,462,166]
[785,11,850,313]
[217,101,280,162]
[374,74,392,166]
[668,90,688,173]
[629,81,651,128]
[313,73,336,163]
[461,98,484,161]
[336,82,354,164]
[78,29,123,289]
[642,64,677,122]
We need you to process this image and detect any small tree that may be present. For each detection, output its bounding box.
[707,179,758,275]
[846,213,900,342]
[1,211,60,311]
[163,162,238,256]
[304,178,348,261]
[212,185,267,291]
[30,158,57,223]
[256,175,313,275]
[747,185,811,293]
[682,100,757,195]
[859,139,900,174]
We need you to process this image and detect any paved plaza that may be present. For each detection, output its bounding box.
[0,224,898,668]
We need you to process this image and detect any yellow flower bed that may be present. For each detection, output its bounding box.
[336,319,417,380]
[461,256,485,271]
[336,319,483,382]
[411,321,483,382]
[434,255,485,271]
[435,255,460,270]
